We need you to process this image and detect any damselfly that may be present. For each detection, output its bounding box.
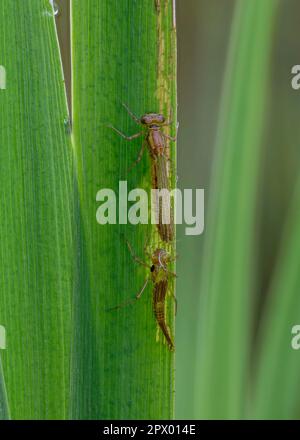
[108,104,177,242]
[109,240,177,351]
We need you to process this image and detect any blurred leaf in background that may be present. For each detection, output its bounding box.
[191,0,279,419]
[250,2,300,419]
[177,0,300,420]
[176,0,234,419]
[252,180,300,419]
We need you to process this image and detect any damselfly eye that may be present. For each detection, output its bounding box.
[156,114,165,124]
[150,265,155,272]
[141,113,165,125]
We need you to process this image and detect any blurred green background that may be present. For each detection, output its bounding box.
[176,0,300,419]
[176,0,234,418]
[54,0,300,419]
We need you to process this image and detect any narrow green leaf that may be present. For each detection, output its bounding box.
[251,181,300,419]
[194,0,279,419]
[0,0,73,419]
[175,0,234,419]
[71,0,177,419]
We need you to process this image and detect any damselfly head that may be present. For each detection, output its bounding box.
[151,249,169,268]
[141,113,165,126]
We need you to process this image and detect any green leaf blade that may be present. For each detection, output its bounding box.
[0,0,73,419]
[71,0,176,419]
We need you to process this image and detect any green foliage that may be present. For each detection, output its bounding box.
[0,357,9,419]
[0,0,176,420]
[251,181,300,419]
[70,0,177,419]
[194,0,279,419]
[0,0,73,419]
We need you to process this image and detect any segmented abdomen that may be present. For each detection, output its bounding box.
[153,280,174,350]
[151,155,174,242]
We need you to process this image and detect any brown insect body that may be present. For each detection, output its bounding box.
[147,126,165,156]
[144,117,174,243]
[153,155,174,243]
[153,280,174,350]
[109,243,176,351]
[109,108,176,243]
[150,249,174,351]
